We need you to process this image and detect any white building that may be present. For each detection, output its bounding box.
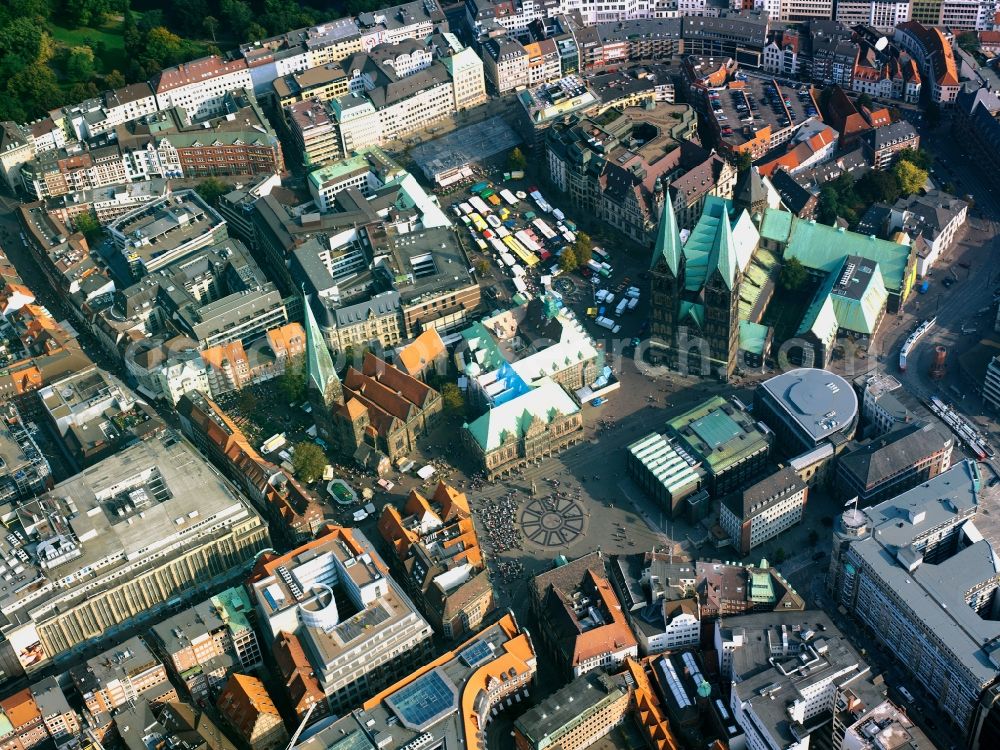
[250,527,435,713]
[610,556,701,655]
[307,148,403,212]
[718,611,872,750]
[983,355,1000,413]
[157,352,212,405]
[443,46,488,110]
[835,0,910,29]
[755,0,833,23]
[763,40,800,76]
[153,56,255,121]
[720,468,808,556]
[888,190,968,276]
[0,122,34,192]
[62,83,159,140]
[482,38,528,94]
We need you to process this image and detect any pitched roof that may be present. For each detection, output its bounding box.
[398,328,446,377]
[651,191,682,275]
[465,379,579,452]
[838,422,951,489]
[303,293,339,398]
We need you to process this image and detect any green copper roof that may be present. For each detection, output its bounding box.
[713,203,738,290]
[759,207,793,243]
[679,301,704,329]
[304,293,339,396]
[830,261,888,335]
[739,321,770,356]
[682,196,741,292]
[772,213,911,294]
[651,191,682,274]
[667,395,771,473]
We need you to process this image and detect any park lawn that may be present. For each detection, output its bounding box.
[49,18,127,73]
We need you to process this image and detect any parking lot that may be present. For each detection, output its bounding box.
[711,74,817,147]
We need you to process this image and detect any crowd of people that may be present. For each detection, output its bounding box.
[473,491,523,554]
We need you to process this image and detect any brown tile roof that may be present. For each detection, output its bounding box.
[396,328,445,377]
[0,689,40,729]
[156,56,249,93]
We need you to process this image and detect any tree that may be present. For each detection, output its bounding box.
[220,0,253,38]
[103,69,125,89]
[559,245,579,271]
[441,382,464,418]
[779,257,807,290]
[508,147,526,172]
[195,177,228,206]
[203,16,219,43]
[573,231,593,266]
[893,159,927,196]
[857,92,873,110]
[856,169,901,205]
[61,0,112,28]
[65,45,95,81]
[279,355,307,404]
[773,547,787,564]
[808,529,820,546]
[958,31,980,53]
[896,147,932,170]
[74,211,102,242]
[474,259,489,276]
[735,151,753,174]
[292,442,326,484]
[143,26,183,66]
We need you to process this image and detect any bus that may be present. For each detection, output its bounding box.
[592,247,610,263]
[469,213,488,231]
[459,202,473,215]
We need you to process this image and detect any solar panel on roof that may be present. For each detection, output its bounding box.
[459,639,494,668]
[385,669,457,730]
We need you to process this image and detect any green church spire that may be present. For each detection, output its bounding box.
[303,292,340,404]
[651,189,682,275]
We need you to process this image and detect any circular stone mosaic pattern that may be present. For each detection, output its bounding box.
[520,497,586,547]
[553,276,578,297]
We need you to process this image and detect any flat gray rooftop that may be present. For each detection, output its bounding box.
[410,117,521,180]
[760,368,858,442]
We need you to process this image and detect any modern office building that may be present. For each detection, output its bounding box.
[294,614,536,750]
[719,467,808,556]
[0,433,271,676]
[717,611,873,750]
[665,395,773,496]
[0,402,52,503]
[626,432,707,519]
[106,191,229,279]
[755,368,858,455]
[833,460,1000,740]
[249,527,435,714]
